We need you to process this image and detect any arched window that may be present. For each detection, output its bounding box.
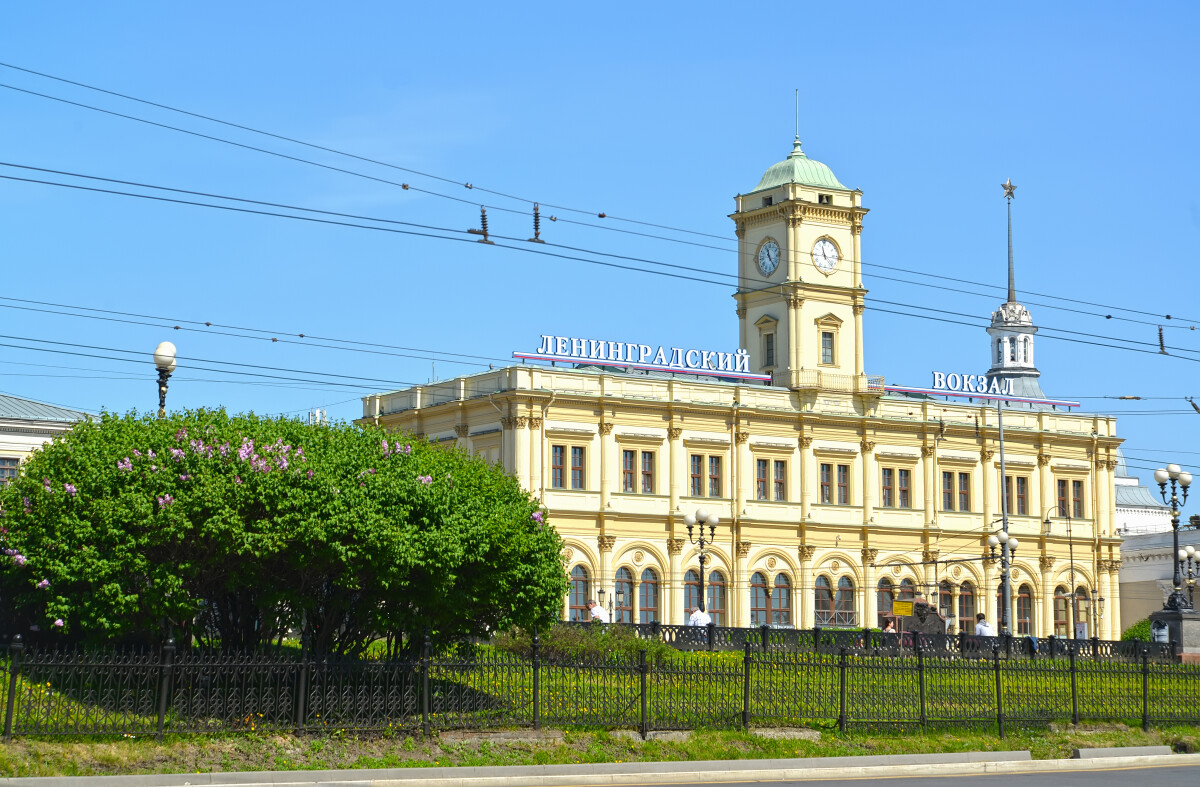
[771,573,792,625]
[1075,586,1091,637]
[814,575,834,626]
[750,572,769,625]
[683,569,701,613]
[877,577,895,623]
[614,567,633,624]
[939,581,954,625]
[1009,337,1017,361]
[997,339,1004,363]
[707,570,726,626]
[899,578,916,602]
[958,581,976,632]
[1016,584,1033,635]
[638,568,659,623]
[569,565,590,621]
[1053,585,1070,637]
[835,577,857,626]
[1023,336,1032,364]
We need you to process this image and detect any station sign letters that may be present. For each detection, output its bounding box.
[514,335,771,382]
[931,372,1013,397]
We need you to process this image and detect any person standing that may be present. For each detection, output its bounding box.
[586,599,610,623]
[688,606,712,627]
[974,612,995,636]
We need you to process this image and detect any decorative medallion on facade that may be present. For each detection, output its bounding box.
[633,550,644,565]
[831,560,841,572]
[561,547,574,562]
[766,556,777,570]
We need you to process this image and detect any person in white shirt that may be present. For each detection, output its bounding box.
[974,612,995,636]
[688,606,712,627]
[586,600,610,623]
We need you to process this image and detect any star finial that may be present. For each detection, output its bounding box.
[1001,178,1017,199]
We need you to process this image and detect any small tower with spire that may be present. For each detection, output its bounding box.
[986,179,1047,402]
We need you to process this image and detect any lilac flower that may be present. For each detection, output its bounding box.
[22,496,31,513]
[401,445,412,455]
[367,468,376,475]
[13,554,27,567]
[276,456,289,471]
[64,483,77,497]
[175,428,187,441]
[219,442,230,458]
[133,449,142,457]
[42,477,51,492]
[36,579,49,590]
[190,438,204,454]
[4,549,14,556]
[295,448,305,461]
[52,619,63,628]
[150,465,158,473]
[148,449,156,459]
[382,439,390,454]
[170,448,185,462]
[238,439,254,461]
[234,475,243,485]
[179,474,192,482]
[531,511,544,524]
[306,469,314,479]
[156,494,175,509]
[418,475,433,485]
[117,457,133,472]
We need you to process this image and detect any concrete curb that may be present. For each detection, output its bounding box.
[0,750,1197,787]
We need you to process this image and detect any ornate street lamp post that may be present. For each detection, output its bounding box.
[153,342,178,419]
[683,508,720,613]
[1154,464,1193,610]
[985,528,1019,633]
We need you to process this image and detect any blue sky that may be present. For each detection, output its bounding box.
[1,2,1198,484]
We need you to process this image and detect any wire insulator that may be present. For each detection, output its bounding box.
[1159,326,1168,355]
[528,202,545,243]
[477,205,493,244]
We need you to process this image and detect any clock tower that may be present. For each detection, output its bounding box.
[731,134,869,390]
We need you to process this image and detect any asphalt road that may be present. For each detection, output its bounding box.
[697,762,1199,786]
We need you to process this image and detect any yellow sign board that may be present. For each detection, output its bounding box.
[892,601,914,617]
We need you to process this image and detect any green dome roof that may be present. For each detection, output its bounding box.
[751,138,846,192]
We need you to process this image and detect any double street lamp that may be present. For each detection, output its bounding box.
[1154,463,1193,611]
[985,528,1019,633]
[683,507,720,613]
[153,342,178,419]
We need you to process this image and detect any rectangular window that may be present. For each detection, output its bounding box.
[551,445,565,489]
[821,331,835,365]
[641,451,655,494]
[881,467,894,508]
[621,450,636,493]
[837,464,849,504]
[0,457,17,486]
[763,333,775,367]
[820,463,832,504]
[958,472,970,512]
[570,447,585,490]
[1057,479,1069,517]
[756,459,768,501]
[708,456,722,498]
[774,460,787,501]
[898,468,911,508]
[942,471,954,511]
[1072,480,1084,518]
[1016,476,1027,515]
[690,455,703,497]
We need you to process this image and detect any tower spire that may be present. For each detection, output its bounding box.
[1002,178,1017,303]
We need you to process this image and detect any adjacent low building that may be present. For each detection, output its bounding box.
[0,393,92,485]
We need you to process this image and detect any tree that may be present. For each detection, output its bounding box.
[0,409,566,655]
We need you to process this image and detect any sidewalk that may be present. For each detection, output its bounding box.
[1,749,1197,787]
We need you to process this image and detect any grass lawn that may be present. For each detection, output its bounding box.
[0,724,1197,777]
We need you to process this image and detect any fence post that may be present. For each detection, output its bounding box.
[3,635,23,743]
[1091,635,1100,662]
[650,620,660,641]
[638,649,648,739]
[531,627,541,731]
[1141,645,1150,732]
[1048,635,1057,659]
[993,645,1004,739]
[742,640,752,731]
[294,640,309,735]
[706,622,715,652]
[957,629,966,656]
[421,631,431,740]
[838,646,848,733]
[813,626,822,656]
[916,635,927,727]
[1069,645,1079,725]
[760,623,770,654]
[155,637,175,742]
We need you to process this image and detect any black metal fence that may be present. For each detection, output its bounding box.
[564,621,1176,663]
[2,634,1197,741]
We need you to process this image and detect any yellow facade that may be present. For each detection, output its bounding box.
[360,139,1124,639]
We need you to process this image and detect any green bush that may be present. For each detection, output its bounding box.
[494,623,679,664]
[1123,618,1152,641]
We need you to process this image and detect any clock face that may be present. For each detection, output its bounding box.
[757,240,780,277]
[813,239,839,274]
